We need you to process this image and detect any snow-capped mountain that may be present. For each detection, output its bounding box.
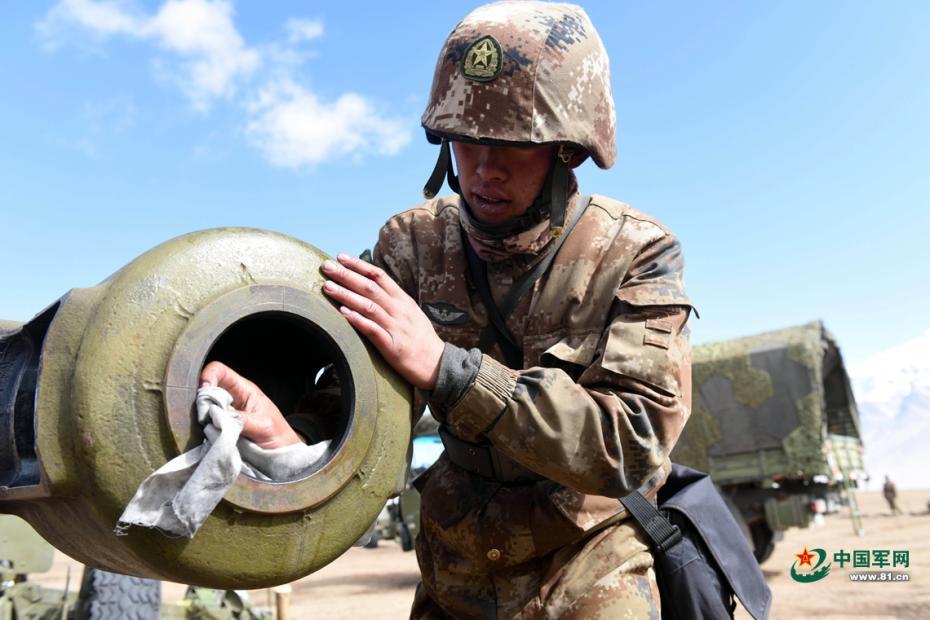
[849,329,930,490]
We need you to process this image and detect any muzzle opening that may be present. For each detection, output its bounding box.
[202,311,352,480]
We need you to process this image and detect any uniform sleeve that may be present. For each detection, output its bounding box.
[436,233,693,497]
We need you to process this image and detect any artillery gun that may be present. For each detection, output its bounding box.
[0,229,412,590]
[672,321,866,561]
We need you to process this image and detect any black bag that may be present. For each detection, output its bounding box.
[620,464,771,620]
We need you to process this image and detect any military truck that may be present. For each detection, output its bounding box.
[672,320,866,562]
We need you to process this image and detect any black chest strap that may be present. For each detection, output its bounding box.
[463,196,590,368]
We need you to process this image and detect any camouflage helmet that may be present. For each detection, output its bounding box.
[421,1,616,169]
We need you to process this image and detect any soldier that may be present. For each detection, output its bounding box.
[883,475,902,515]
[203,2,694,617]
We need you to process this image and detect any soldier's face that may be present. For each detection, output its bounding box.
[452,142,556,226]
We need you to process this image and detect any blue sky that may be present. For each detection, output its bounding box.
[1,1,928,367]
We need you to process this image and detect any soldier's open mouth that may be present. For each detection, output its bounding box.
[473,193,510,209]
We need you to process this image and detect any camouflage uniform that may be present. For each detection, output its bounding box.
[375,3,694,617]
[373,192,692,618]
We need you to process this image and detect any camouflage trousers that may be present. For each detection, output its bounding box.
[410,520,661,619]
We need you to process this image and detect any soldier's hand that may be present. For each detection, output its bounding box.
[321,254,444,391]
[200,361,304,449]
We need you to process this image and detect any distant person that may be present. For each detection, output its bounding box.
[883,475,902,515]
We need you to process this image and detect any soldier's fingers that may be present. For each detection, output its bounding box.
[200,360,227,387]
[322,280,392,326]
[336,253,406,298]
[321,259,390,307]
[338,306,395,352]
[200,361,257,410]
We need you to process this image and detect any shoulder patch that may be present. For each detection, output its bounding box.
[422,302,470,326]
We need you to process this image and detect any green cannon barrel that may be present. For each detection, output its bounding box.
[0,228,412,588]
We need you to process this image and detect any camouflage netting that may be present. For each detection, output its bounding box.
[672,321,861,480]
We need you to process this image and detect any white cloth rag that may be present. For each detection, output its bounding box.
[116,386,330,538]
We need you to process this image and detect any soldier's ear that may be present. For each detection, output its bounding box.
[569,151,589,169]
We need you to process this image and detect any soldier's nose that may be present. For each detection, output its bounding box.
[474,146,508,182]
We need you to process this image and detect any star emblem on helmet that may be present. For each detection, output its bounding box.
[461,35,503,82]
[471,40,494,68]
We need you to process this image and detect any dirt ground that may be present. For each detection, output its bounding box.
[30,489,930,619]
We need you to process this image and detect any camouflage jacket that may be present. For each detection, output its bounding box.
[372,192,693,570]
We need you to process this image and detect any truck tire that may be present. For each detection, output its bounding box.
[750,522,776,564]
[74,567,160,620]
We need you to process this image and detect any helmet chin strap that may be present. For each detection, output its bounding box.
[549,145,574,238]
[423,139,460,199]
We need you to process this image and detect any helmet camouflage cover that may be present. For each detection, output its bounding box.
[422,1,616,169]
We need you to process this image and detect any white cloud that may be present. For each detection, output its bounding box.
[146,0,260,109]
[36,0,411,166]
[246,80,410,168]
[37,0,144,46]
[285,18,324,44]
[38,0,258,111]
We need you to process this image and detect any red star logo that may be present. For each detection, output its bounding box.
[795,547,815,568]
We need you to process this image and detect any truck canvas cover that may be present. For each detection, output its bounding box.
[672,321,864,483]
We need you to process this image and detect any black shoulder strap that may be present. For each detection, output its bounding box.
[464,196,591,368]
[618,490,683,552]
[465,248,523,367]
